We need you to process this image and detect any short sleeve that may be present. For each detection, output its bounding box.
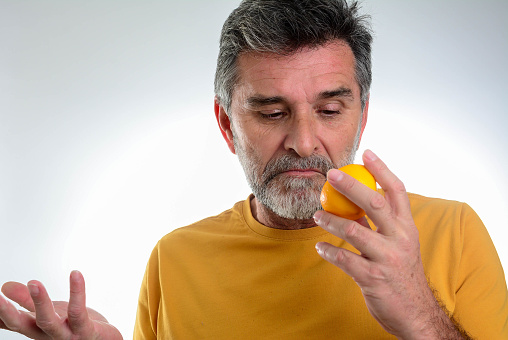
[453,204,508,339]
[133,243,161,340]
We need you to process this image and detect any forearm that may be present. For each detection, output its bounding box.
[400,287,473,340]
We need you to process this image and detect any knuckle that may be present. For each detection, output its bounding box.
[384,250,401,268]
[369,192,386,210]
[343,222,369,249]
[342,175,356,191]
[402,234,420,253]
[334,249,347,263]
[35,318,58,333]
[391,177,406,193]
[318,212,331,228]
[67,305,83,323]
[344,221,359,240]
[32,298,44,307]
[398,228,420,251]
[374,161,389,174]
[367,263,385,281]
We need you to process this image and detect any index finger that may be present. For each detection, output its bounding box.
[362,150,412,219]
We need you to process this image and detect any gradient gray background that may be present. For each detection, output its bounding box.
[1,1,507,338]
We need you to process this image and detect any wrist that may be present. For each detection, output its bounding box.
[396,287,471,340]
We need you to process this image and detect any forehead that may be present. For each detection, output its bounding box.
[234,40,358,100]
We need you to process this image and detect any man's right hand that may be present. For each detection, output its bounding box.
[0,270,122,340]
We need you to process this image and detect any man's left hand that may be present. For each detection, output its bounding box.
[314,149,465,339]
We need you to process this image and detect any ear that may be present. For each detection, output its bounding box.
[356,96,369,149]
[214,97,236,154]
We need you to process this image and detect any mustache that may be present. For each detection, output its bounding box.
[262,154,336,185]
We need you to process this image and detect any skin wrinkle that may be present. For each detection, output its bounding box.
[234,130,337,221]
[236,42,355,106]
[226,42,366,229]
[215,3,373,114]
[233,122,358,222]
[319,87,354,101]
[245,87,354,115]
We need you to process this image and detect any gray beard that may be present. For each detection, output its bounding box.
[234,138,358,220]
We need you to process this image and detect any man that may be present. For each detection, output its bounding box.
[1,0,507,339]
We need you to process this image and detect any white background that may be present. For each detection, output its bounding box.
[1,1,507,338]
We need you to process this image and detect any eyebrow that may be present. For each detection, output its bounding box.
[246,95,285,107]
[318,87,354,100]
[245,87,354,108]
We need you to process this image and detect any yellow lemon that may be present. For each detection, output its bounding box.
[320,164,377,220]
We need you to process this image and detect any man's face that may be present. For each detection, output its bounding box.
[219,40,368,220]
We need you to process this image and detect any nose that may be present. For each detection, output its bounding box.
[283,114,319,158]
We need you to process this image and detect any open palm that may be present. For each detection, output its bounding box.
[0,271,122,340]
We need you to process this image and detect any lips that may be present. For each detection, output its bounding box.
[281,169,324,176]
[271,169,326,182]
[265,168,322,184]
[261,154,335,185]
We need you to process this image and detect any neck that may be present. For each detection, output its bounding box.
[250,196,317,230]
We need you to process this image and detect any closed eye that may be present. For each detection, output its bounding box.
[319,110,341,115]
[260,111,286,119]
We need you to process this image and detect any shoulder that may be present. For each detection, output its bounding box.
[408,193,473,216]
[407,192,463,209]
[157,199,248,248]
[406,192,485,241]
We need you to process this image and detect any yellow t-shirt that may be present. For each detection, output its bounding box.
[134,194,508,339]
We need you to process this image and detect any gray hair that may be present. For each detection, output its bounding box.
[214,0,373,115]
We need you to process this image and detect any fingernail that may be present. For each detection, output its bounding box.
[364,149,378,161]
[328,169,343,183]
[313,211,322,225]
[315,243,324,256]
[70,270,81,280]
[28,283,39,296]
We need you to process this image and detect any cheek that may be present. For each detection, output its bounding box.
[321,125,359,163]
[238,121,282,151]
[245,134,277,164]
